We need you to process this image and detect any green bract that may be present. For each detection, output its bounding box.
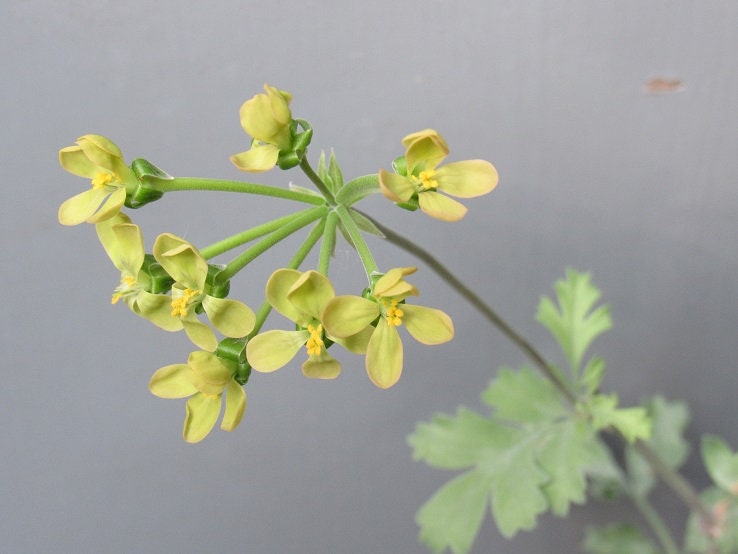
[230,83,293,172]
[149,350,247,443]
[247,269,370,379]
[323,267,454,389]
[153,233,256,351]
[378,129,498,222]
[58,134,138,225]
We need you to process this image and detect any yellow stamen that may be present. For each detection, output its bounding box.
[91,172,115,190]
[385,299,404,327]
[305,323,324,357]
[417,169,438,191]
[170,288,201,318]
[111,275,138,304]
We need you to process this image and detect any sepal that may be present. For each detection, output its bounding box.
[275,119,313,170]
[126,158,171,208]
[216,337,251,384]
[140,254,174,294]
[204,264,230,299]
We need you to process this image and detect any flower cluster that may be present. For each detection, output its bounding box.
[57,84,497,441]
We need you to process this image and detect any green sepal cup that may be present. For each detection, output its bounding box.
[205,264,231,298]
[276,119,313,170]
[194,264,230,315]
[125,158,172,208]
[216,337,251,384]
[141,254,174,294]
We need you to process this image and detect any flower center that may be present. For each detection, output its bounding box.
[111,275,139,305]
[170,288,201,318]
[305,323,324,356]
[384,299,404,327]
[417,169,438,191]
[91,172,116,190]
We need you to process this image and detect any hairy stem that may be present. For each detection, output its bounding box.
[160,177,325,205]
[299,158,336,205]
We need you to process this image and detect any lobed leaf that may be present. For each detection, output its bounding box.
[536,269,612,375]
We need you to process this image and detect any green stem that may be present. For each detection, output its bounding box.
[359,210,716,533]
[335,206,379,280]
[628,490,681,554]
[248,218,326,339]
[632,440,715,531]
[319,211,338,275]
[217,206,327,283]
[159,177,325,205]
[201,209,317,259]
[299,158,336,204]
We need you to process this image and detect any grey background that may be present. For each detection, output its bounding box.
[3,1,738,552]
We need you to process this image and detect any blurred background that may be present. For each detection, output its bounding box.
[3,1,737,552]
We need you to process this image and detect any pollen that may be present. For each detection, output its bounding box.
[305,323,324,356]
[91,172,115,190]
[170,288,200,318]
[385,299,404,327]
[417,169,438,191]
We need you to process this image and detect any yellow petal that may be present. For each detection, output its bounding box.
[97,220,144,274]
[137,292,183,331]
[188,350,232,394]
[332,325,373,354]
[182,318,218,352]
[59,145,97,178]
[365,320,403,389]
[373,267,418,299]
[220,379,246,432]
[286,270,335,320]
[153,233,208,289]
[322,295,379,338]
[183,393,221,443]
[405,132,449,173]
[229,144,280,172]
[378,169,415,202]
[302,353,342,379]
[265,268,306,324]
[202,296,255,338]
[58,188,108,226]
[239,88,291,147]
[149,363,198,398]
[418,191,468,222]
[435,160,499,198]
[246,329,309,372]
[86,187,126,223]
[402,304,455,345]
[402,129,448,169]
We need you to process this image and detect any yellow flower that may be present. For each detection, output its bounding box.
[378,129,498,222]
[153,233,256,351]
[230,84,294,172]
[149,350,247,443]
[322,267,454,389]
[246,269,371,379]
[58,134,137,225]
[95,214,177,330]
